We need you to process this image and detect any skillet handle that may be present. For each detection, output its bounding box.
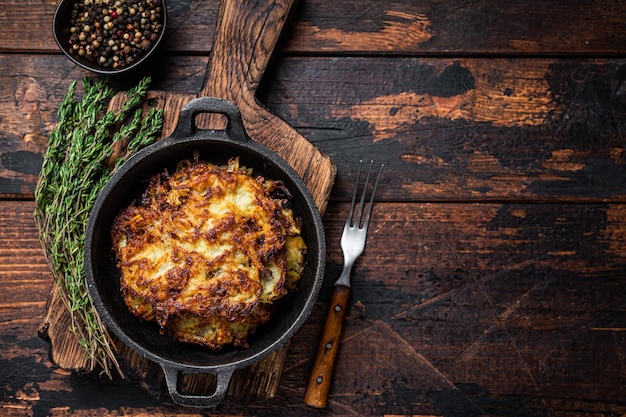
[171,97,248,142]
[161,364,235,408]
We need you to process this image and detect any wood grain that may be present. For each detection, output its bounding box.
[2,0,626,414]
[261,57,626,203]
[2,56,625,202]
[3,0,626,55]
[2,200,626,414]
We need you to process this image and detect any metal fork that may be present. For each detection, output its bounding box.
[304,160,384,409]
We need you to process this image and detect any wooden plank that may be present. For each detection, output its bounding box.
[3,0,626,55]
[325,202,626,413]
[3,55,626,202]
[2,200,626,414]
[285,0,626,55]
[263,57,626,203]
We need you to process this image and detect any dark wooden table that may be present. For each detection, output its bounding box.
[2,0,626,416]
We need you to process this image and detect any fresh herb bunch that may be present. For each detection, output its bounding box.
[34,76,163,378]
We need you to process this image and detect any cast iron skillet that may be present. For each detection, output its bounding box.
[85,97,325,407]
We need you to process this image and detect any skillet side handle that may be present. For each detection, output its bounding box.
[162,364,235,408]
[170,97,248,142]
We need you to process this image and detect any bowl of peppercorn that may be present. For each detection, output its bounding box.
[53,0,167,74]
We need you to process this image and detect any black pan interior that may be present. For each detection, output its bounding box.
[86,132,324,370]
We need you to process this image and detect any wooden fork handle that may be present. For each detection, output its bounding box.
[304,284,351,408]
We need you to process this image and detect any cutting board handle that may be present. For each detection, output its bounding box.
[198,0,337,213]
[201,0,295,102]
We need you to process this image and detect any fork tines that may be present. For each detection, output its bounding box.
[346,160,384,230]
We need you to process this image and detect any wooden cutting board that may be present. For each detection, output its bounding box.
[39,0,336,402]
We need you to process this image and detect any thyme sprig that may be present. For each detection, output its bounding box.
[35,77,163,378]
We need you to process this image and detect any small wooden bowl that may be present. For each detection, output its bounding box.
[52,0,167,75]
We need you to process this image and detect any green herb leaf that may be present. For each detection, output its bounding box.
[34,77,163,378]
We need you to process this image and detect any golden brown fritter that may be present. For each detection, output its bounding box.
[111,156,306,350]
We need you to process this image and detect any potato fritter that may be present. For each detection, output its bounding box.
[111,156,306,350]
